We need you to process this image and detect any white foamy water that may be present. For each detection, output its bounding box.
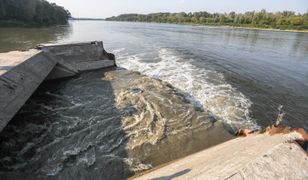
[116,48,259,130]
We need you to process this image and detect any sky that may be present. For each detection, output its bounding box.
[47,0,308,18]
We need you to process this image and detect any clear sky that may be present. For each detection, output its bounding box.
[47,0,308,18]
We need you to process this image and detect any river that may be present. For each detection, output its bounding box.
[2,20,307,129]
[0,20,308,179]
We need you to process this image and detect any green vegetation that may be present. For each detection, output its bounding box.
[0,0,71,26]
[106,10,308,31]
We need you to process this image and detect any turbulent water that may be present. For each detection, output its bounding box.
[116,48,256,129]
[0,69,233,179]
[0,21,308,179]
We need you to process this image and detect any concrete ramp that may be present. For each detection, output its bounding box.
[133,133,308,180]
[0,41,115,132]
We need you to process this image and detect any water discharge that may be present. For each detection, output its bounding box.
[116,48,259,130]
[0,68,234,179]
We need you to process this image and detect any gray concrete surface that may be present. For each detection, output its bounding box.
[0,41,115,132]
[133,132,308,180]
[40,41,115,72]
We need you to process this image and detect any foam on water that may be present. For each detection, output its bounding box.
[115,48,259,130]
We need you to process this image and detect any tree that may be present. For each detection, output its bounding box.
[0,0,71,26]
[105,10,308,30]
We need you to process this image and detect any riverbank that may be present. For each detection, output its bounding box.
[105,10,308,33]
[0,0,70,27]
[0,20,38,27]
[0,20,69,28]
[194,23,308,33]
[106,20,308,33]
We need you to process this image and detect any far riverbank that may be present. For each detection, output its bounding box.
[192,23,308,33]
[106,20,308,33]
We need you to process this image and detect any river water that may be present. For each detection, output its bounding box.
[2,20,307,129]
[0,21,308,178]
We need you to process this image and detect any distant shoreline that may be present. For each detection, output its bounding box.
[105,20,308,33]
[105,11,308,33]
[1,18,307,33]
[70,18,104,21]
[198,24,308,33]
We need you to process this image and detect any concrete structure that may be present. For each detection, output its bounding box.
[133,132,308,180]
[0,41,115,132]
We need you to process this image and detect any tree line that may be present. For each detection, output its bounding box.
[106,10,308,30]
[0,0,71,26]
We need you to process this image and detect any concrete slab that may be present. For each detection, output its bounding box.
[0,51,58,132]
[40,41,116,71]
[133,133,308,180]
[0,41,115,132]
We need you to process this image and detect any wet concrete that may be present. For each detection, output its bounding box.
[0,41,115,132]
